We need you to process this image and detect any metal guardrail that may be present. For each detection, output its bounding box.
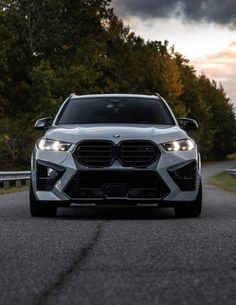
[0,171,31,188]
[225,168,236,178]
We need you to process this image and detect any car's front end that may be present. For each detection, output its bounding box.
[30,94,202,217]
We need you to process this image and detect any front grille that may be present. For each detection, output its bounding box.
[63,171,170,201]
[75,141,114,167]
[119,141,159,166]
[74,140,160,167]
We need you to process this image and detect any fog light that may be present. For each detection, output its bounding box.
[47,168,59,179]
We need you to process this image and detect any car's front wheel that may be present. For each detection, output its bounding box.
[174,181,202,218]
[29,184,57,217]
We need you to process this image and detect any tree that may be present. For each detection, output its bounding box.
[0,0,235,168]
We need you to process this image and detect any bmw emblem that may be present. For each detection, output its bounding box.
[113,134,120,138]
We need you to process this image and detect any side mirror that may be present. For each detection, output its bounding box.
[178,118,198,130]
[34,117,53,130]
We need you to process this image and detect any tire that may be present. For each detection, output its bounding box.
[29,184,57,217]
[174,181,202,218]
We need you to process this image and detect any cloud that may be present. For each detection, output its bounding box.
[192,41,236,105]
[112,0,236,27]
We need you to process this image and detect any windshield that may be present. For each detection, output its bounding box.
[57,97,174,125]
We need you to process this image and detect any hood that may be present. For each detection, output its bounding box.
[45,124,187,144]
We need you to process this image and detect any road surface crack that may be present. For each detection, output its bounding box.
[36,222,103,305]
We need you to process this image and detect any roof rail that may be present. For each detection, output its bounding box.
[153,92,162,98]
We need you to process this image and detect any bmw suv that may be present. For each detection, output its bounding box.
[30,94,202,217]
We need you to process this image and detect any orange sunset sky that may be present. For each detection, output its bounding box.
[112,0,236,109]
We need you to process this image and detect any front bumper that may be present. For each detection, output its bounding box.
[31,145,201,206]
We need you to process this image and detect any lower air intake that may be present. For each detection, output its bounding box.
[168,160,197,191]
[64,171,170,201]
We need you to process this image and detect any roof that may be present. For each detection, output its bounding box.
[71,93,160,99]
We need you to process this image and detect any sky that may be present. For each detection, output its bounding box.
[112,0,236,108]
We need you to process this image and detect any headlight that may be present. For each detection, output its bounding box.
[37,139,71,151]
[162,139,195,152]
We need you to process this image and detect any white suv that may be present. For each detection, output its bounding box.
[30,94,202,217]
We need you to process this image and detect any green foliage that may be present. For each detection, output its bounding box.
[0,0,235,169]
[227,153,236,160]
[210,172,236,193]
[0,116,39,169]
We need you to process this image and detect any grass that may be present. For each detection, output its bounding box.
[227,153,236,160]
[210,172,236,193]
[0,185,29,195]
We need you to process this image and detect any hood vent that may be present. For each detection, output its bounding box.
[75,140,160,167]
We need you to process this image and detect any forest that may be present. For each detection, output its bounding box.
[0,0,235,169]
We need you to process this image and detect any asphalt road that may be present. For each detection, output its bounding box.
[0,161,236,305]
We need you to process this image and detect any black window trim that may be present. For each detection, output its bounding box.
[54,96,176,126]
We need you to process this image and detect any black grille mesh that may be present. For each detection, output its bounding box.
[64,171,170,200]
[76,141,114,167]
[75,140,160,167]
[119,141,159,166]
